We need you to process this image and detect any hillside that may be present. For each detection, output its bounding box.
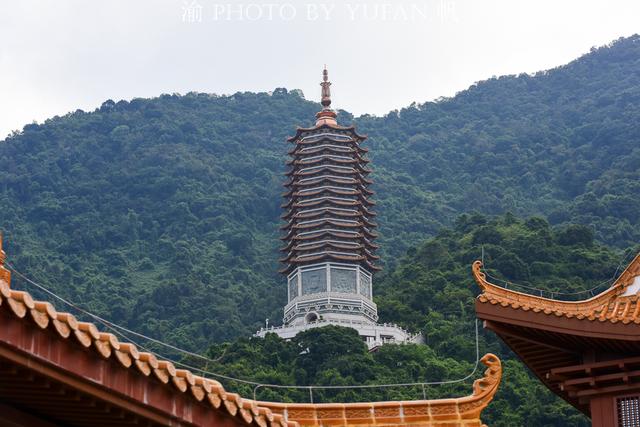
[202,214,629,427]
[1,36,640,350]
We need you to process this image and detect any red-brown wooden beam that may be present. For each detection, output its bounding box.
[0,309,249,427]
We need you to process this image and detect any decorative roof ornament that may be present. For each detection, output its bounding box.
[473,252,640,422]
[320,66,331,108]
[0,269,501,426]
[315,66,338,126]
[0,232,11,286]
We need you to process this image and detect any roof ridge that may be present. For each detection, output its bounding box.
[0,278,296,427]
[473,256,640,324]
[0,271,502,426]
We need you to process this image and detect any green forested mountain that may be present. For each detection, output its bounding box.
[202,214,630,426]
[1,35,639,353]
[2,34,640,427]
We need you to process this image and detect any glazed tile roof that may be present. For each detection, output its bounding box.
[0,273,295,427]
[473,251,640,417]
[258,353,502,427]
[0,240,501,427]
[473,251,640,324]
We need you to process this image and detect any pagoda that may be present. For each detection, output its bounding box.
[473,252,640,427]
[256,69,418,348]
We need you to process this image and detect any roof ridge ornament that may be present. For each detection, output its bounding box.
[315,66,338,127]
[0,232,11,287]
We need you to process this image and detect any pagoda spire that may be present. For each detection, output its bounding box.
[257,67,418,349]
[320,66,331,108]
[0,232,11,287]
[315,66,338,126]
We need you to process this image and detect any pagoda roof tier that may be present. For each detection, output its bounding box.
[286,123,367,143]
[282,197,376,209]
[280,229,377,242]
[284,188,359,198]
[282,207,376,220]
[288,241,365,253]
[282,192,376,208]
[279,253,382,273]
[290,207,364,218]
[286,156,370,167]
[280,223,378,242]
[283,175,363,189]
[281,215,378,231]
[284,219,375,231]
[286,165,372,177]
[279,247,380,264]
[288,146,367,159]
[0,250,501,427]
[283,208,376,222]
[280,232,379,250]
[283,184,374,198]
[280,236,380,252]
[289,168,373,183]
[280,241,379,257]
[288,142,368,155]
[285,173,362,185]
[286,219,377,233]
[282,199,376,217]
[472,252,640,417]
[287,180,373,194]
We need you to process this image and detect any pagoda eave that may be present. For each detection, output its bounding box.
[472,254,640,422]
[286,123,367,143]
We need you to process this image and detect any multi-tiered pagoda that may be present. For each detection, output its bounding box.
[257,69,418,348]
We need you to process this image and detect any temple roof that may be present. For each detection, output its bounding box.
[258,353,502,427]
[0,236,502,426]
[473,251,640,327]
[0,277,294,427]
[472,252,640,416]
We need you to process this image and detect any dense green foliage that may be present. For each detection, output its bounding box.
[375,212,630,354]
[2,36,639,346]
[1,35,639,425]
[204,328,586,427]
[203,214,632,426]
[359,35,640,262]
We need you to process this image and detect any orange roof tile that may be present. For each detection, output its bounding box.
[0,244,501,427]
[0,275,295,427]
[473,252,640,324]
[258,354,501,427]
[472,253,640,418]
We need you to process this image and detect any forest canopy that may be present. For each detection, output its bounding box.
[1,35,639,427]
[2,36,639,346]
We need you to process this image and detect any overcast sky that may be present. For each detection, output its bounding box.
[1,0,639,138]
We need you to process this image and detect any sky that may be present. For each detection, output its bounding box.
[1,0,640,138]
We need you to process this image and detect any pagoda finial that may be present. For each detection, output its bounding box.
[0,232,10,287]
[316,66,337,126]
[321,66,331,108]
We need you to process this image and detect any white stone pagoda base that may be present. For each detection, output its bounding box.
[254,319,423,350]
